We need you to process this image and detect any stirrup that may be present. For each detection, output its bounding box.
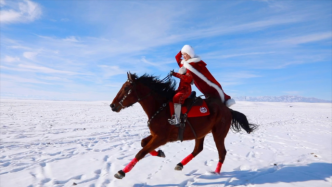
[168,115,179,125]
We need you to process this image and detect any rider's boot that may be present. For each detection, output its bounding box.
[168,103,181,125]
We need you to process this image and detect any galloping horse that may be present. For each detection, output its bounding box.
[110,72,257,179]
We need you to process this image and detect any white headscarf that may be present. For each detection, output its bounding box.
[181,45,195,58]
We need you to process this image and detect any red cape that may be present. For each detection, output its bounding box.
[175,51,230,102]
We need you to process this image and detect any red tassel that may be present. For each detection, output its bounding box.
[215,162,222,174]
[181,154,194,165]
[123,158,138,173]
[150,150,158,156]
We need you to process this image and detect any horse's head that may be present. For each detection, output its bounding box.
[110,72,176,112]
[110,72,140,112]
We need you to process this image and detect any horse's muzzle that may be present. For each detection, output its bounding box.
[110,103,117,111]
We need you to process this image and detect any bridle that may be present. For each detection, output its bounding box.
[118,79,167,127]
[118,79,151,109]
[117,73,172,127]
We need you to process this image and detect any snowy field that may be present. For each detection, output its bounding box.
[0,99,331,187]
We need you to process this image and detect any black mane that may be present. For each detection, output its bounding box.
[132,73,176,100]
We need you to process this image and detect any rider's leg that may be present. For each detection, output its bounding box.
[168,102,181,125]
[174,103,181,124]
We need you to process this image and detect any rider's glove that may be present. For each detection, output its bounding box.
[169,69,175,76]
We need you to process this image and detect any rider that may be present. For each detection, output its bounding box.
[175,45,235,107]
[168,66,193,125]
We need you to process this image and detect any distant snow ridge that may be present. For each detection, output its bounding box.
[235,95,331,103]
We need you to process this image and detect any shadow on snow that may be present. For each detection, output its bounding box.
[135,162,332,187]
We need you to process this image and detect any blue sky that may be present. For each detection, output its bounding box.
[1,0,331,101]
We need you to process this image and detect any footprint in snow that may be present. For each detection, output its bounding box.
[94,169,101,175]
[185,169,198,176]
[1,162,10,167]
[205,160,213,166]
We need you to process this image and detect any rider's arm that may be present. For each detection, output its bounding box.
[172,72,193,83]
[175,51,182,66]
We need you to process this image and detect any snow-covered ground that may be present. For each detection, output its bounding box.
[0,99,331,187]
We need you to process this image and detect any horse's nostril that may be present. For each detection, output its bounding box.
[110,104,115,109]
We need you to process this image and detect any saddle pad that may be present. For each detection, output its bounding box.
[169,101,210,117]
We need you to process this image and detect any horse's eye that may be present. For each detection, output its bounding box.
[124,86,129,91]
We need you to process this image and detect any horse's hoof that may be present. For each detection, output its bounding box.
[158,150,166,158]
[174,163,183,170]
[114,170,125,179]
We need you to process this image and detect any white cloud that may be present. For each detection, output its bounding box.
[0,74,50,84]
[1,1,330,100]
[39,76,67,81]
[63,36,80,43]
[227,72,261,79]
[215,71,260,86]
[23,51,38,60]
[0,0,6,7]
[0,0,41,24]
[0,10,21,22]
[275,32,332,45]
[104,83,123,88]
[10,45,32,50]
[2,55,20,62]
[1,64,79,75]
[141,57,158,67]
[203,51,276,60]
[98,65,126,78]
[18,64,78,75]
[140,56,173,72]
[256,0,288,11]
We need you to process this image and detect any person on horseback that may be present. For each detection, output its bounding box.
[175,45,235,107]
[168,66,193,126]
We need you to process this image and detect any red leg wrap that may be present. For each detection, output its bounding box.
[123,158,138,173]
[150,150,158,156]
[181,154,194,165]
[215,162,223,174]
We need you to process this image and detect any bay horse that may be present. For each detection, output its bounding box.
[110,72,257,179]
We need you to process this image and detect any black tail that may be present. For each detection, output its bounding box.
[230,110,257,134]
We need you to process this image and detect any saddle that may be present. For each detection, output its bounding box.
[169,92,210,142]
[169,97,210,118]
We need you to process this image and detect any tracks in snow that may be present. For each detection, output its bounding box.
[1,100,331,187]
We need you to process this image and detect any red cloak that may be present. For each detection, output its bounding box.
[175,51,230,102]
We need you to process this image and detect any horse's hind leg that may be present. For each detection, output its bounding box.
[175,137,205,171]
[141,135,165,157]
[211,126,229,174]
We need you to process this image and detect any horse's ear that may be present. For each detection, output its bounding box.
[127,72,133,81]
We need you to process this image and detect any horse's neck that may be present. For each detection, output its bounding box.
[139,96,167,119]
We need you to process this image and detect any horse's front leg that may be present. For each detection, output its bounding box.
[115,135,167,179]
[141,135,166,158]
